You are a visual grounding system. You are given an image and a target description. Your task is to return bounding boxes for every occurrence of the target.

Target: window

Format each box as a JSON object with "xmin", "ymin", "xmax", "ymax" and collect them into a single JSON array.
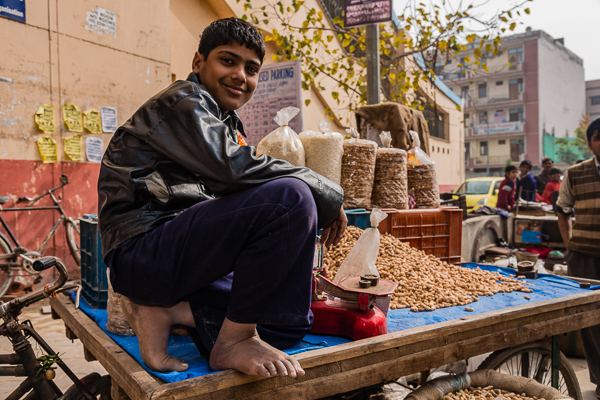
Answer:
[
  {"xmin": 461, "ymin": 86, "xmax": 469, "ymax": 99},
  {"xmin": 480, "ymin": 141, "xmax": 488, "ymax": 156},
  {"xmin": 479, "ymin": 111, "xmax": 488, "ymax": 125},
  {"xmin": 478, "ymin": 83, "xmax": 487, "ymax": 98},
  {"xmin": 508, "ymin": 48, "xmax": 523, "ymax": 70},
  {"xmin": 509, "ymin": 78, "xmax": 523, "ymax": 99},
  {"xmin": 423, "ymin": 102, "xmax": 448, "ymax": 139},
  {"xmin": 498, "ymin": 139, "xmax": 506, "ymax": 145},
  {"xmin": 496, "ymin": 81, "xmax": 503, "ymax": 86},
  {"xmin": 456, "ymin": 180, "xmax": 492, "ymax": 195},
  {"xmin": 509, "ymin": 107, "xmax": 524, "ymax": 122},
  {"xmin": 591, "ymin": 95, "xmax": 600, "ymax": 105},
  {"xmin": 464, "ymin": 113, "xmax": 470, "ymax": 127}
]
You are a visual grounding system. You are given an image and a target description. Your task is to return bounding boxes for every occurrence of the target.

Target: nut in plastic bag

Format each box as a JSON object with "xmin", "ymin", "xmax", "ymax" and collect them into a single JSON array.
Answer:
[
  {"xmin": 332, "ymin": 208, "xmax": 388, "ymax": 284},
  {"xmin": 299, "ymin": 120, "xmax": 344, "ymax": 184},
  {"xmin": 256, "ymin": 107, "xmax": 305, "ymax": 166},
  {"xmin": 407, "ymin": 130, "xmax": 440, "ymax": 208}
]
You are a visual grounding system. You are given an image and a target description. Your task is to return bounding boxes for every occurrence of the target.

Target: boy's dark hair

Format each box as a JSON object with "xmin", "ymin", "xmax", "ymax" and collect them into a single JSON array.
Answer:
[
  {"xmin": 587, "ymin": 118, "xmax": 600, "ymax": 142},
  {"xmin": 198, "ymin": 18, "xmax": 265, "ymax": 63},
  {"xmin": 549, "ymin": 167, "xmax": 562, "ymax": 175},
  {"xmin": 520, "ymin": 160, "xmax": 533, "ymax": 169},
  {"xmin": 541, "ymin": 157, "xmax": 553, "ymax": 164},
  {"xmin": 505, "ymin": 165, "xmax": 518, "ymax": 174}
]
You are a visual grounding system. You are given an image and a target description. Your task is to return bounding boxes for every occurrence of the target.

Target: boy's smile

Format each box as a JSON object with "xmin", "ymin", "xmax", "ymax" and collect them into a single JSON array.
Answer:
[{"xmin": 193, "ymin": 43, "xmax": 262, "ymax": 112}]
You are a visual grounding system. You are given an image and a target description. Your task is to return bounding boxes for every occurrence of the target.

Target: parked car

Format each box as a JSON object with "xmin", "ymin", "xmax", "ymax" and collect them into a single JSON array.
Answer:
[{"xmin": 454, "ymin": 177, "xmax": 503, "ymax": 211}]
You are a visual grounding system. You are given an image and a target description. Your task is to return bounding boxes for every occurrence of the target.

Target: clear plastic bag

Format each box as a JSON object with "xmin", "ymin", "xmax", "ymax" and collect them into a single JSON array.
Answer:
[
  {"xmin": 256, "ymin": 107, "xmax": 305, "ymax": 166},
  {"xmin": 299, "ymin": 121, "xmax": 344, "ymax": 184},
  {"xmin": 407, "ymin": 130, "xmax": 440, "ymax": 208},
  {"xmin": 332, "ymin": 208, "xmax": 387, "ymax": 284},
  {"xmin": 371, "ymin": 131, "xmax": 409, "ymax": 209},
  {"xmin": 340, "ymin": 138, "xmax": 378, "ymax": 209}
]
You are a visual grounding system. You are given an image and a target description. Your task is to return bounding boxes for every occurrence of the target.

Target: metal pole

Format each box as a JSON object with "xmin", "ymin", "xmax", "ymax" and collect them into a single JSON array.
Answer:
[
  {"xmin": 486, "ymin": 81, "xmax": 490, "ymax": 175},
  {"xmin": 366, "ymin": 24, "xmax": 380, "ymax": 105}
]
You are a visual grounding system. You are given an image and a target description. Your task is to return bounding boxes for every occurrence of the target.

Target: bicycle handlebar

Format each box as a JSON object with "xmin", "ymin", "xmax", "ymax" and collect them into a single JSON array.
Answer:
[
  {"xmin": 15, "ymin": 174, "xmax": 70, "ymax": 204},
  {"xmin": 0, "ymin": 256, "xmax": 70, "ymax": 319}
]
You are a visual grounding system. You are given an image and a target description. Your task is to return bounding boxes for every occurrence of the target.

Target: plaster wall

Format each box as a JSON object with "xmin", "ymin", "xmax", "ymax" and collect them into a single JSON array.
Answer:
[{"xmin": 537, "ymin": 36, "xmax": 585, "ymax": 149}]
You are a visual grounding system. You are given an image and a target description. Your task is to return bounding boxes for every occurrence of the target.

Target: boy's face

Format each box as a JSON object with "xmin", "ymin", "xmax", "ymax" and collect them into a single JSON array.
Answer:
[
  {"xmin": 192, "ymin": 42, "xmax": 261, "ymax": 112},
  {"xmin": 519, "ymin": 165, "xmax": 530, "ymax": 176},
  {"xmin": 551, "ymin": 173, "xmax": 561, "ymax": 182},
  {"xmin": 508, "ymin": 169, "xmax": 518, "ymax": 180}
]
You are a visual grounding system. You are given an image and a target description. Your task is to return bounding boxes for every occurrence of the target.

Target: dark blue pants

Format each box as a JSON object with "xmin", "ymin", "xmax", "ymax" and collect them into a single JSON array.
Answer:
[{"xmin": 105, "ymin": 178, "xmax": 317, "ymax": 355}]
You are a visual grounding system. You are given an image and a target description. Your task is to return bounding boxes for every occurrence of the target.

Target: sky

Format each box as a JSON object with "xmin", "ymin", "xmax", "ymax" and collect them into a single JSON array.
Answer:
[{"xmin": 394, "ymin": 0, "xmax": 600, "ymax": 81}]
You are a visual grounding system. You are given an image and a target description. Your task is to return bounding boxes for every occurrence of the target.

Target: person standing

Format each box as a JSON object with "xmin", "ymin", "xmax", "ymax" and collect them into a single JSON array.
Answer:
[
  {"xmin": 557, "ymin": 118, "xmax": 600, "ymax": 398},
  {"xmin": 540, "ymin": 167, "xmax": 561, "ymax": 205},
  {"xmin": 496, "ymin": 165, "xmax": 518, "ymax": 211},
  {"xmin": 516, "ymin": 160, "xmax": 537, "ymax": 202},
  {"xmin": 535, "ymin": 157, "xmax": 554, "ymax": 195}
]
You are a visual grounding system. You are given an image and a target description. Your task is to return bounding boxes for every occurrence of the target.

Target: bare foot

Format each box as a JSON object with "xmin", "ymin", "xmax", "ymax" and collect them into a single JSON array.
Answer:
[
  {"xmin": 120, "ymin": 297, "xmax": 194, "ymax": 372},
  {"xmin": 209, "ymin": 318, "xmax": 305, "ymax": 378}
]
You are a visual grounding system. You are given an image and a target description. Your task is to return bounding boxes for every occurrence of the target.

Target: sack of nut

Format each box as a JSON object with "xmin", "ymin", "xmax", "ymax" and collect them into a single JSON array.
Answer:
[
  {"xmin": 340, "ymin": 129, "xmax": 378, "ymax": 209},
  {"xmin": 256, "ymin": 106, "xmax": 305, "ymax": 167},
  {"xmin": 371, "ymin": 131, "xmax": 409, "ymax": 209},
  {"xmin": 299, "ymin": 121, "xmax": 344, "ymax": 185},
  {"xmin": 407, "ymin": 130, "xmax": 440, "ymax": 208}
]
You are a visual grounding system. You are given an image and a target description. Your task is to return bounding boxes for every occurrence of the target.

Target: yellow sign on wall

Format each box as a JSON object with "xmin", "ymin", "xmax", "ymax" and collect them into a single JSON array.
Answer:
[
  {"xmin": 34, "ymin": 105, "xmax": 56, "ymax": 133},
  {"xmin": 63, "ymin": 103, "xmax": 83, "ymax": 132},
  {"xmin": 64, "ymin": 134, "xmax": 82, "ymax": 161},
  {"xmin": 84, "ymin": 109, "xmax": 102, "ymax": 133},
  {"xmin": 36, "ymin": 137, "xmax": 58, "ymax": 163}
]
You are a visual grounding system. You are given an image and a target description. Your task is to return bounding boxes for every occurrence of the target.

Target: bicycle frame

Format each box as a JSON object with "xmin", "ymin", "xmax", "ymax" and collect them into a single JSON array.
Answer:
[
  {"xmin": 0, "ymin": 257, "xmax": 95, "ymax": 399},
  {"xmin": 0, "ymin": 176, "xmax": 77, "ymax": 263}
]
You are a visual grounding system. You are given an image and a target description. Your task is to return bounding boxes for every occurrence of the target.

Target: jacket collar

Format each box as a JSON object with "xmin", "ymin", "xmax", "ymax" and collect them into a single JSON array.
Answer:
[{"xmin": 186, "ymin": 72, "xmax": 246, "ymax": 137}]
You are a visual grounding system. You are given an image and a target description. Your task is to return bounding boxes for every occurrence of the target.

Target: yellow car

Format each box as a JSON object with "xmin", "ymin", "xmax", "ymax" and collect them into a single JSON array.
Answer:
[{"xmin": 454, "ymin": 177, "xmax": 504, "ymax": 211}]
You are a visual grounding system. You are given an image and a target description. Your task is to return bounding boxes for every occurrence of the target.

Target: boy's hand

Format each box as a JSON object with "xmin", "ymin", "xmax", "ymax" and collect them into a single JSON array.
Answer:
[{"xmin": 321, "ymin": 207, "xmax": 347, "ymax": 248}]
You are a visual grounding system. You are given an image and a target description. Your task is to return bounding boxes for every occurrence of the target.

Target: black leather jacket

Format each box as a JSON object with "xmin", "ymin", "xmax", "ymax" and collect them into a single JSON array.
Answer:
[{"xmin": 98, "ymin": 73, "xmax": 343, "ymax": 256}]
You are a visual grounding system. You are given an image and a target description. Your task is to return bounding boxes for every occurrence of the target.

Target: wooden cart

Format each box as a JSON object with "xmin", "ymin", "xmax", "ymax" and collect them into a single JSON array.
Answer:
[{"xmin": 50, "ymin": 287, "xmax": 600, "ymax": 400}]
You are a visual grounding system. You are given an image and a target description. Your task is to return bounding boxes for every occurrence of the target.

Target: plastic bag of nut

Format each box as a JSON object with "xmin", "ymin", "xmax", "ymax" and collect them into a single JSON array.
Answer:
[
  {"xmin": 371, "ymin": 131, "xmax": 409, "ymax": 209},
  {"xmin": 340, "ymin": 129, "xmax": 378, "ymax": 209},
  {"xmin": 299, "ymin": 121, "xmax": 344, "ymax": 185},
  {"xmin": 256, "ymin": 107, "xmax": 305, "ymax": 166},
  {"xmin": 333, "ymin": 208, "xmax": 388, "ymax": 284},
  {"xmin": 407, "ymin": 130, "xmax": 440, "ymax": 208}
]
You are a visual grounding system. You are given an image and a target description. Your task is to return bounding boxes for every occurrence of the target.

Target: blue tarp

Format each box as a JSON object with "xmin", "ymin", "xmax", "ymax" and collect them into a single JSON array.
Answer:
[{"xmin": 72, "ymin": 264, "xmax": 596, "ymax": 383}]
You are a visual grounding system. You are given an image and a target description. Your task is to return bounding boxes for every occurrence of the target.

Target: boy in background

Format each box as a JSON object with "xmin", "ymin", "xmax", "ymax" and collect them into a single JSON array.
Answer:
[
  {"xmin": 496, "ymin": 165, "xmax": 518, "ymax": 211},
  {"xmin": 516, "ymin": 160, "xmax": 537, "ymax": 202},
  {"xmin": 540, "ymin": 167, "xmax": 561, "ymax": 205}
]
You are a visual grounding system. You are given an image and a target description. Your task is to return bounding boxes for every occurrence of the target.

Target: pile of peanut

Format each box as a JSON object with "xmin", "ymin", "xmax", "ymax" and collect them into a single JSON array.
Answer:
[
  {"xmin": 444, "ymin": 386, "xmax": 545, "ymax": 400},
  {"xmin": 323, "ymin": 226, "xmax": 533, "ymax": 312}
]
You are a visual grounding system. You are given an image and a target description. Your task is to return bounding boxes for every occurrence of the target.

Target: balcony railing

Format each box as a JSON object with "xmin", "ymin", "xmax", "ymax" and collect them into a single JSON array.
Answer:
[{"xmin": 472, "ymin": 155, "xmax": 511, "ymax": 165}]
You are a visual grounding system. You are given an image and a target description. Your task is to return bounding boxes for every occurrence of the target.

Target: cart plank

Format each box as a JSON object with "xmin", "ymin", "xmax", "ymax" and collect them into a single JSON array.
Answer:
[{"xmin": 51, "ymin": 289, "xmax": 600, "ymax": 400}]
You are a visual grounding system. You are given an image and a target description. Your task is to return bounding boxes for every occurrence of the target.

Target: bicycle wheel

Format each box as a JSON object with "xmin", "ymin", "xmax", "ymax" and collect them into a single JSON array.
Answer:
[
  {"xmin": 65, "ymin": 218, "xmax": 81, "ymax": 266},
  {"xmin": 61, "ymin": 373, "xmax": 111, "ymax": 399},
  {"xmin": 478, "ymin": 341, "xmax": 582, "ymax": 400},
  {"xmin": 0, "ymin": 233, "xmax": 16, "ymax": 298}
]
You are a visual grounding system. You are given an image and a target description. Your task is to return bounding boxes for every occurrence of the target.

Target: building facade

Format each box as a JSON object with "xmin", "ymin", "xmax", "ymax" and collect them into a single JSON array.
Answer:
[
  {"xmin": 439, "ymin": 28, "xmax": 585, "ymax": 177},
  {"xmin": 586, "ymin": 79, "xmax": 600, "ymax": 122}
]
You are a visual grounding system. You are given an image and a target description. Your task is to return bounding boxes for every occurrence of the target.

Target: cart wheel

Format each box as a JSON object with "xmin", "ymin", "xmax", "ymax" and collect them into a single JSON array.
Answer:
[
  {"xmin": 478, "ymin": 341, "xmax": 582, "ymax": 400},
  {"xmin": 0, "ymin": 233, "xmax": 15, "ymax": 298},
  {"xmin": 61, "ymin": 373, "xmax": 111, "ymax": 399}
]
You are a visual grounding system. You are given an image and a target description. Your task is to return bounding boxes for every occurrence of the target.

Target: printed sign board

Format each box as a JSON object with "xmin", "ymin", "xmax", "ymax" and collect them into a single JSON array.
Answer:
[
  {"xmin": 236, "ymin": 60, "xmax": 303, "ymax": 147},
  {"xmin": 345, "ymin": 0, "xmax": 392, "ymax": 28},
  {"xmin": 0, "ymin": 0, "xmax": 25, "ymax": 23}
]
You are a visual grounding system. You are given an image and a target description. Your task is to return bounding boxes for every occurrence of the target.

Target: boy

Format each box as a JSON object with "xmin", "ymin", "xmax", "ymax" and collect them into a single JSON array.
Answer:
[
  {"xmin": 516, "ymin": 160, "xmax": 537, "ymax": 202},
  {"xmin": 540, "ymin": 167, "xmax": 561, "ymax": 205},
  {"xmin": 496, "ymin": 165, "xmax": 518, "ymax": 211},
  {"xmin": 97, "ymin": 18, "xmax": 347, "ymax": 378}
]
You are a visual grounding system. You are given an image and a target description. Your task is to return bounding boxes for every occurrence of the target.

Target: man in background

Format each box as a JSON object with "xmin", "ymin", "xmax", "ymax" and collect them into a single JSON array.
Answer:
[
  {"xmin": 557, "ymin": 118, "xmax": 600, "ymax": 399},
  {"xmin": 535, "ymin": 157, "xmax": 554, "ymax": 195}
]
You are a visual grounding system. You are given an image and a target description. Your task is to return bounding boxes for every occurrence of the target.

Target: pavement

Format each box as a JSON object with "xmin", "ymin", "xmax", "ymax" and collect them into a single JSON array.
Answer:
[{"xmin": 0, "ymin": 298, "xmax": 597, "ymax": 399}]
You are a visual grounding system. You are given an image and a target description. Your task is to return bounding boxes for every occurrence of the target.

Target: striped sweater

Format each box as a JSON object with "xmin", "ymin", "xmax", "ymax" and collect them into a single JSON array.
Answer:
[{"xmin": 567, "ymin": 158, "xmax": 600, "ymax": 257}]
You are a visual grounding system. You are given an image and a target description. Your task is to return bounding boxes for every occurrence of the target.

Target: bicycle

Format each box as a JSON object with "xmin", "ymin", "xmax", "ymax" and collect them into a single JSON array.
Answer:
[
  {"xmin": 0, "ymin": 174, "xmax": 81, "ymax": 298},
  {"xmin": 0, "ymin": 255, "xmax": 111, "ymax": 399}
]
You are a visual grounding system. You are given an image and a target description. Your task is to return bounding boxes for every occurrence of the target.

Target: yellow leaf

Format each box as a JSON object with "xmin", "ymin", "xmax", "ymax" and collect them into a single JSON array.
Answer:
[
  {"xmin": 305, "ymin": 99, "xmax": 311, "ymax": 106},
  {"xmin": 524, "ymin": 8, "xmax": 530, "ymax": 14}
]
